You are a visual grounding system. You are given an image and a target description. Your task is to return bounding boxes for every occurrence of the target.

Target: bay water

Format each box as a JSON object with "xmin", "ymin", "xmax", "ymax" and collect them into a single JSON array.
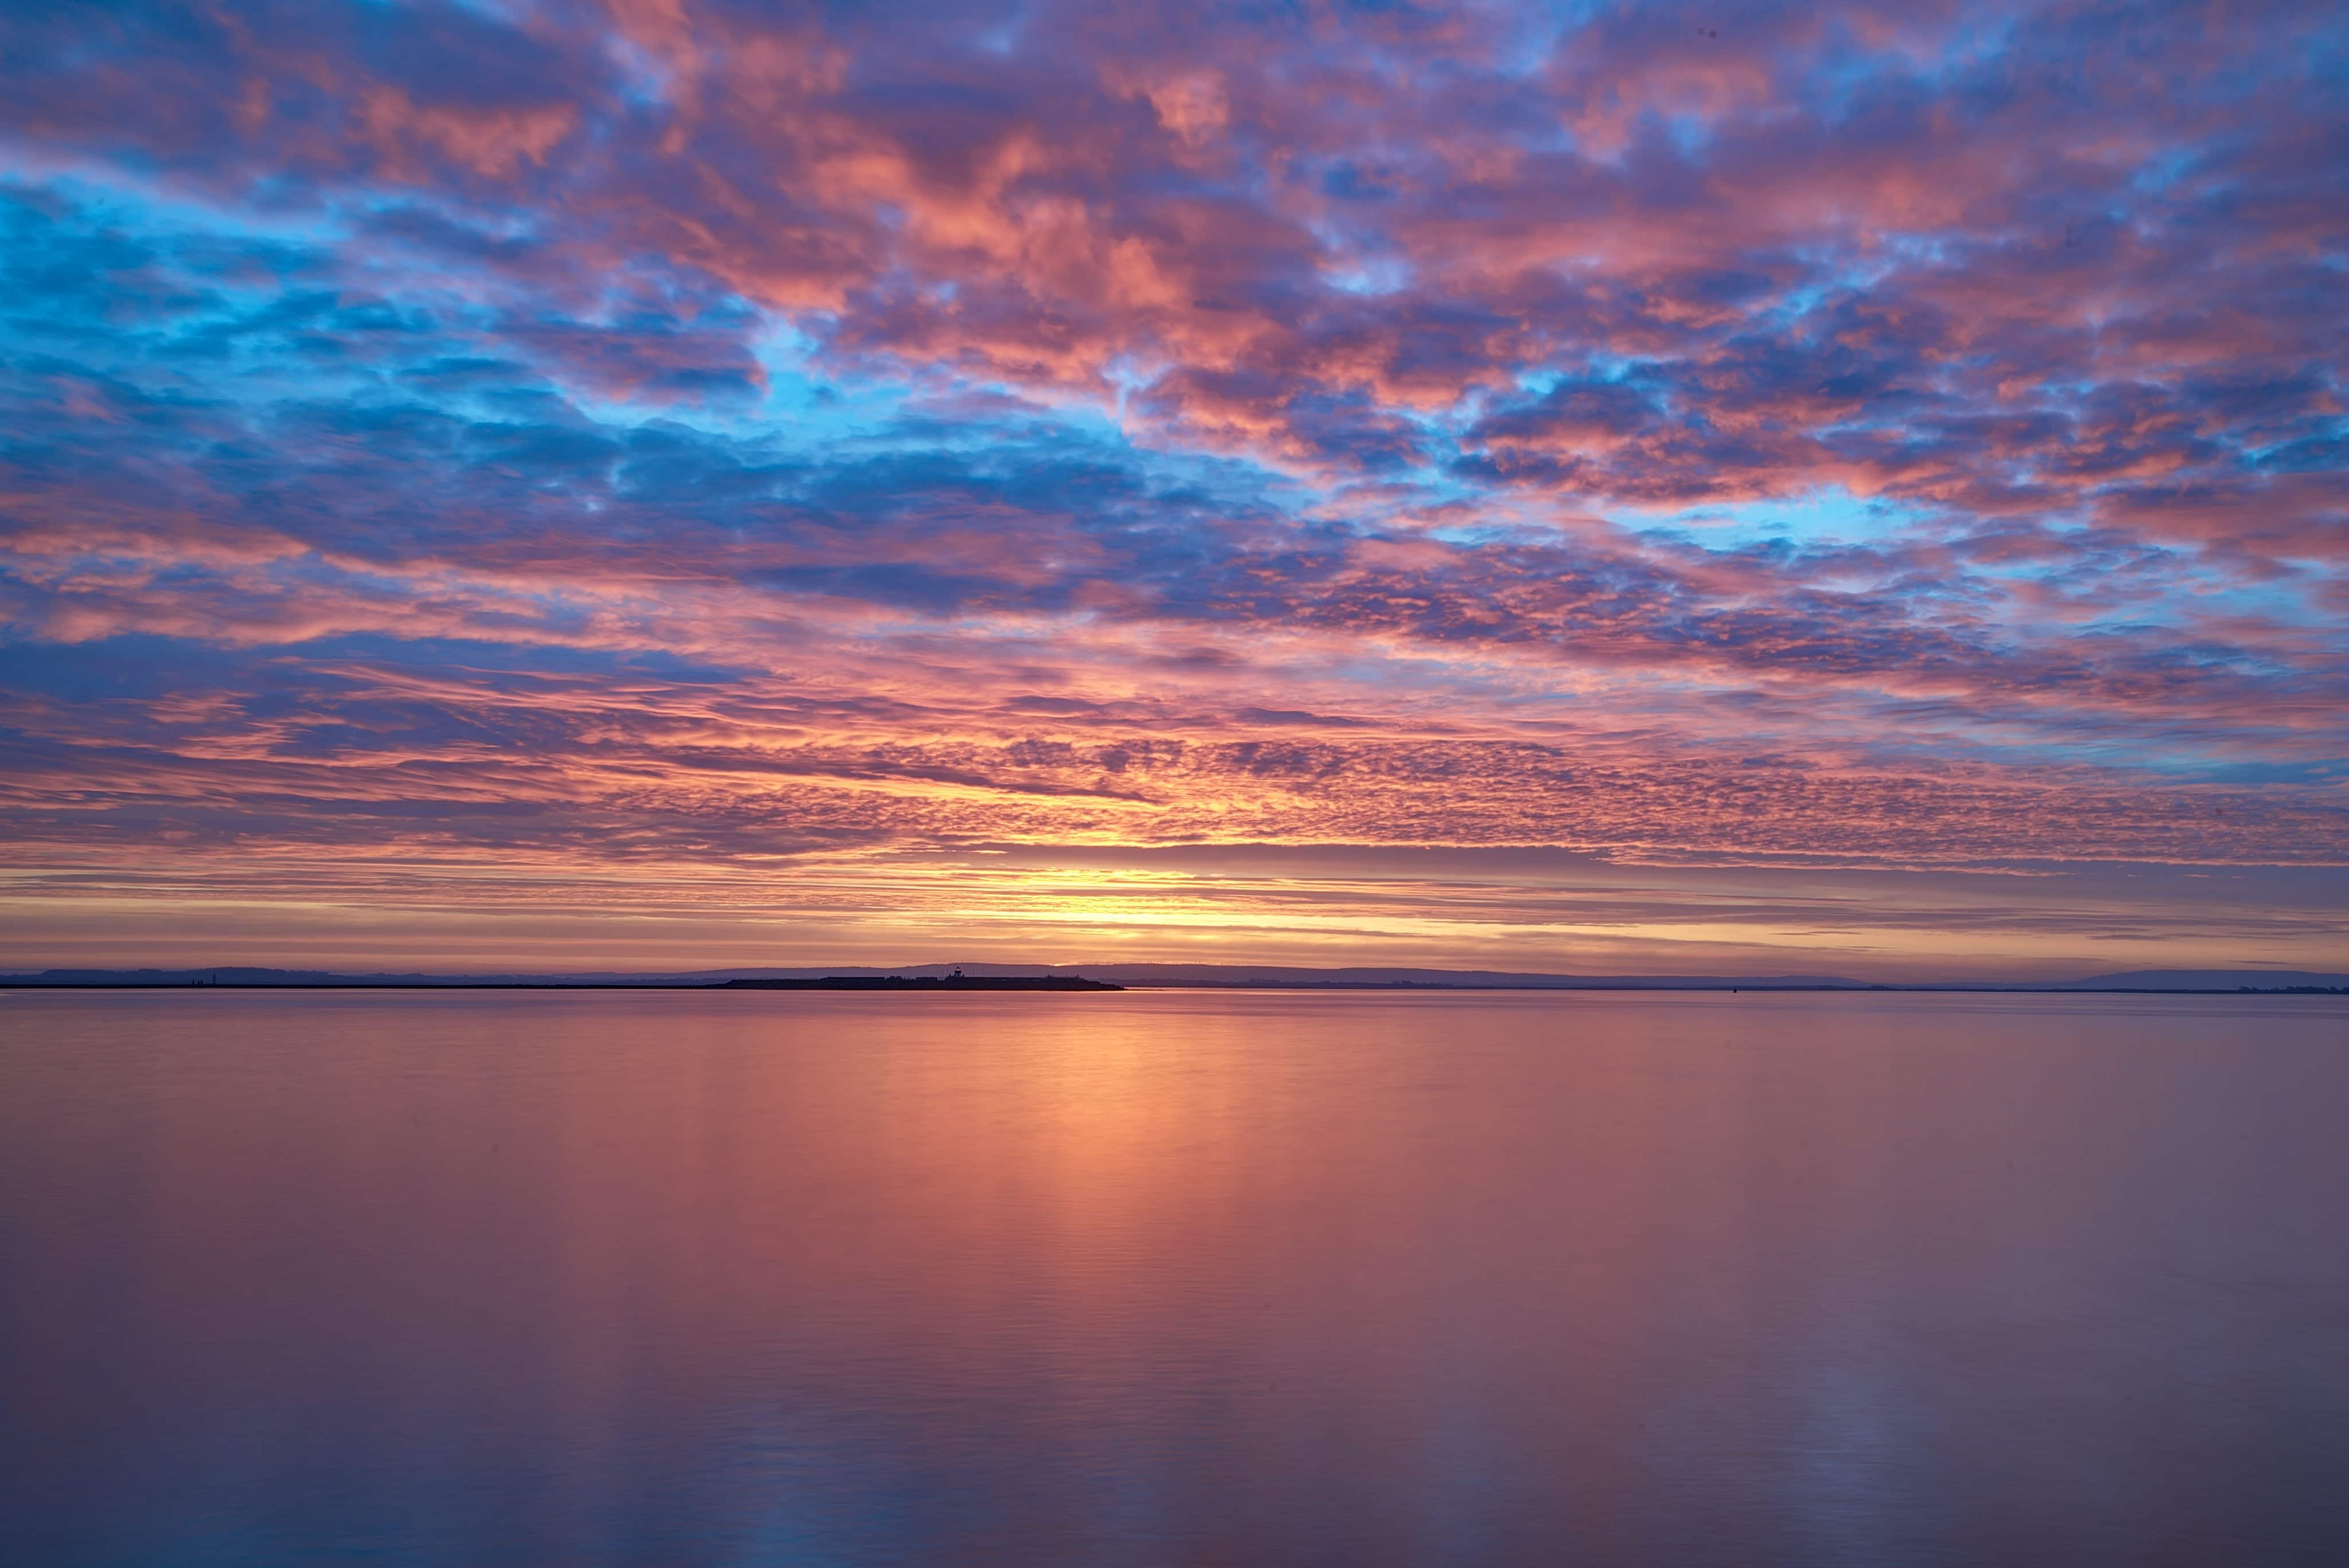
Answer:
[{"xmin": 3, "ymin": 988, "xmax": 2344, "ymax": 1565}]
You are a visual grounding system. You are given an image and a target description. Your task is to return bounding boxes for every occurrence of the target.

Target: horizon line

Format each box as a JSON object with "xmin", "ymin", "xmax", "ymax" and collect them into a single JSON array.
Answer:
[{"xmin": 9, "ymin": 961, "xmax": 2347, "ymax": 996}]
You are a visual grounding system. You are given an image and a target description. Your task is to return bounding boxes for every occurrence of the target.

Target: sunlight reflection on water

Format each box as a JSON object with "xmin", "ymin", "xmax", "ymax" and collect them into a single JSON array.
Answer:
[{"xmin": 2, "ymin": 988, "xmax": 2344, "ymax": 1565}]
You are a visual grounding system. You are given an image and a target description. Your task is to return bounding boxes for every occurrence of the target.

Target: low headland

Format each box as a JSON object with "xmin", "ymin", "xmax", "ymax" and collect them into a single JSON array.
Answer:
[{"xmin": 720, "ymin": 974, "xmax": 1122, "ymax": 992}]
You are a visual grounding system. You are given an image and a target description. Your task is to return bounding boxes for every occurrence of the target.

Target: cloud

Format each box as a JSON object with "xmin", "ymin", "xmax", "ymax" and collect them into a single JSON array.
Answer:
[{"xmin": 0, "ymin": 0, "xmax": 2343, "ymax": 968}]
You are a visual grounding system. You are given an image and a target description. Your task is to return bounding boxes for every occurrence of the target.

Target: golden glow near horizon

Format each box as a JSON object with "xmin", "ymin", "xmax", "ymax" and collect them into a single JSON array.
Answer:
[{"xmin": 6, "ymin": 842, "xmax": 2341, "ymax": 978}]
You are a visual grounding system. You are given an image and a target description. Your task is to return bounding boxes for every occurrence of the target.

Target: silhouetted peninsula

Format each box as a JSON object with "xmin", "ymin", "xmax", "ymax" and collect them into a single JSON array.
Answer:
[{"xmin": 721, "ymin": 973, "xmax": 1122, "ymax": 992}]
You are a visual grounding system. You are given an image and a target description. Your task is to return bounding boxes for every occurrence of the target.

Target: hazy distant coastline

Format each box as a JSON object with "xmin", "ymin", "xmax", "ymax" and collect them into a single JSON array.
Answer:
[{"xmin": 6, "ymin": 964, "xmax": 2344, "ymax": 994}]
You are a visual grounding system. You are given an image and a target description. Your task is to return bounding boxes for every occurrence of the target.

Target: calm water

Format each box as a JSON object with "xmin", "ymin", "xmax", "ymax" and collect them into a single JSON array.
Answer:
[{"xmin": 2, "ymin": 989, "xmax": 2344, "ymax": 1566}]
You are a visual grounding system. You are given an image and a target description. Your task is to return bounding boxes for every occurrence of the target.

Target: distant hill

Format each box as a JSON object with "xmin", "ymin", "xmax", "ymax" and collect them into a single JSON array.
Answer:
[
  {"xmin": 2043, "ymin": 970, "xmax": 2349, "ymax": 992},
  {"xmin": 7, "ymin": 967, "xmax": 572, "ymax": 987},
  {"xmin": 6, "ymin": 964, "xmax": 2343, "ymax": 992}
]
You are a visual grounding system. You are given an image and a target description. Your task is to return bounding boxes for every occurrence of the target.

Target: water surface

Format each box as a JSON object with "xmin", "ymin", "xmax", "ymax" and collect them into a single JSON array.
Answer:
[{"xmin": 2, "ymin": 989, "xmax": 2344, "ymax": 1565}]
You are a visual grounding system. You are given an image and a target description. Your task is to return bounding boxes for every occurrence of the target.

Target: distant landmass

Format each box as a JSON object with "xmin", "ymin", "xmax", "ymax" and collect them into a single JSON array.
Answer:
[
  {"xmin": 721, "ymin": 975, "xmax": 1122, "ymax": 992},
  {"xmin": 4, "ymin": 964, "xmax": 2343, "ymax": 993},
  {"xmin": 2031, "ymin": 969, "xmax": 2349, "ymax": 992}
]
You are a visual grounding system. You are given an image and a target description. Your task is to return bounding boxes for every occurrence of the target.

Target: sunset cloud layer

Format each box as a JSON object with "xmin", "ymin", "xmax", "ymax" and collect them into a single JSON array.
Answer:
[{"xmin": 2, "ymin": 0, "xmax": 2343, "ymax": 973}]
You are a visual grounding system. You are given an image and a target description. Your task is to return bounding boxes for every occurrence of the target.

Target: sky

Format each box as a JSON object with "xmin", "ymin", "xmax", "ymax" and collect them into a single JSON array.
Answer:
[{"xmin": 1, "ymin": 0, "xmax": 2344, "ymax": 978}]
